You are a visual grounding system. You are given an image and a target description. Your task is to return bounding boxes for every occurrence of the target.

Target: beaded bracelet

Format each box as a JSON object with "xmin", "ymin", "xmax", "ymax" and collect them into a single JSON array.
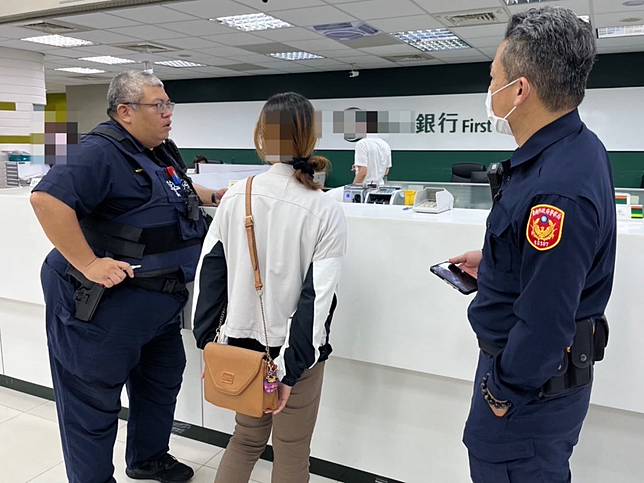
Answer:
[{"xmin": 481, "ymin": 373, "xmax": 512, "ymax": 410}]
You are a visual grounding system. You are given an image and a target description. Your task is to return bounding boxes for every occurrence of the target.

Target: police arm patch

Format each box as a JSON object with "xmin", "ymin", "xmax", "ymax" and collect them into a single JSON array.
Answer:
[{"xmin": 526, "ymin": 204, "xmax": 565, "ymax": 251}]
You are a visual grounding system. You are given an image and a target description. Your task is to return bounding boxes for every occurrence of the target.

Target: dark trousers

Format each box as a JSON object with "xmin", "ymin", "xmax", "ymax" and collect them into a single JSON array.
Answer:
[
  {"xmin": 42, "ymin": 260, "xmax": 187, "ymax": 483},
  {"xmin": 464, "ymin": 352, "xmax": 592, "ymax": 483}
]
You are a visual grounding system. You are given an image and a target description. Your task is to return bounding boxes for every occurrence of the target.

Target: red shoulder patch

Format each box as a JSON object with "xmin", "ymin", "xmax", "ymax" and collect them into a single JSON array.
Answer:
[{"xmin": 526, "ymin": 204, "xmax": 565, "ymax": 251}]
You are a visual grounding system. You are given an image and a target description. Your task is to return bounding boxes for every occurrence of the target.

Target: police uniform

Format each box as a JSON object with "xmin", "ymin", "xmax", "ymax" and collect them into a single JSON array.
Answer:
[
  {"xmin": 463, "ymin": 110, "xmax": 616, "ymax": 482},
  {"xmin": 34, "ymin": 120, "xmax": 208, "ymax": 483}
]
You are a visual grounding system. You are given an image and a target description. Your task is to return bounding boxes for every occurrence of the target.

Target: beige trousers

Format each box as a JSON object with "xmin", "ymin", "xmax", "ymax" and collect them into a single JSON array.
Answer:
[{"xmin": 214, "ymin": 362, "xmax": 325, "ymax": 483}]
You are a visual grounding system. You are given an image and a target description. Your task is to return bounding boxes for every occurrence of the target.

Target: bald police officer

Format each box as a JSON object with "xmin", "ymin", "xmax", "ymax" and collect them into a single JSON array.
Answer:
[{"xmin": 450, "ymin": 8, "xmax": 616, "ymax": 482}]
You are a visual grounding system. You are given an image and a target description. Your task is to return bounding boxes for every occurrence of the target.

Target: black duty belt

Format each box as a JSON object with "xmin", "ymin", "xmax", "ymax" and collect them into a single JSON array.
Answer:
[
  {"xmin": 126, "ymin": 276, "xmax": 187, "ymax": 294},
  {"xmin": 477, "ymin": 316, "xmax": 609, "ymax": 398}
]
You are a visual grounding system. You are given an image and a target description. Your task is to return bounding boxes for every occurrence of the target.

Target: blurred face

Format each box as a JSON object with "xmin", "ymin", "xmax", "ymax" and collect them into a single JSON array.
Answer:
[
  {"xmin": 116, "ymin": 85, "xmax": 173, "ymax": 148},
  {"xmin": 261, "ymin": 112, "xmax": 296, "ymax": 162}
]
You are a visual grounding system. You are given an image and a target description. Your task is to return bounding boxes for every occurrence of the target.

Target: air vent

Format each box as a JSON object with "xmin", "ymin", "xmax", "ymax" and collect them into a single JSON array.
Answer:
[
  {"xmin": 117, "ymin": 42, "xmax": 176, "ymax": 54},
  {"xmin": 313, "ymin": 21, "xmax": 380, "ymax": 41},
  {"xmin": 435, "ymin": 8, "xmax": 510, "ymax": 27},
  {"xmin": 383, "ymin": 54, "xmax": 434, "ymax": 62},
  {"xmin": 21, "ymin": 20, "xmax": 87, "ymax": 34}
]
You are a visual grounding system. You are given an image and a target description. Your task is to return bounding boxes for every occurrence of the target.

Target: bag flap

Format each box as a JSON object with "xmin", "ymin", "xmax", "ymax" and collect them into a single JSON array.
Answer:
[{"xmin": 204, "ymin": 343, "xmax": 264, "ymax": 396}]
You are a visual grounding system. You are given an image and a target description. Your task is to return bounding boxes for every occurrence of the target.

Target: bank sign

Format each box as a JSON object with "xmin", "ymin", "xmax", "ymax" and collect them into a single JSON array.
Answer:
[
  {"xmin": 415, "ymin": 113, "xmax": 492, "ymax": 134},
  {"xmin": 171, "ymin": 87, "xmax": 644, "ymax": 152}
]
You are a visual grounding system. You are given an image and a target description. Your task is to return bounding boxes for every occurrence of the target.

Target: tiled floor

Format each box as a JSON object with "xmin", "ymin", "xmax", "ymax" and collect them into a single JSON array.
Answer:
[{"xmin": 0, "ymin": 386, "xmax": 339, "ymax": 483}]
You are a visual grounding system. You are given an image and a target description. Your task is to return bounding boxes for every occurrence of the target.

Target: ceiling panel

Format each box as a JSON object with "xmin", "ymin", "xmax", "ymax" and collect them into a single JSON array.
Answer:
[
  {"xmin": 108, "ymin": 25, "xmax": 189, "ymax": 41},
  {"xmin": 74, "ymin": 30, "xmax": 139, "ymax": 44},
  {"xmin": 202, "ymin": 32, "xmax": 270, "ymax": 46},
  {"xmin": 237, "ymin": 0, "xmax": 326, "ymax": 10},
  {"xmin": 593, "ymin": 10, "xmax": 644, "ymax": 27},
  {"xmin": 337, "ymin": 0, "xmax": 426, "ymax": 20},
  {"xmin": 52, "ymin": 12, "xmax": 141, "ymax": 29},
  {"xmin": 592, "ymin": 0, "xmax": 644, "ymax": 14},
  {"xmin": 506, "ymin": 0, "xmax": 590, "ymax": 15},
  {"xmin": 159, "ymin": 36, "xmax": 223, "ymax": 50},
  {"xmin": 274, "ymin": 5, "xmax": 357, "ymax": 25},
  {"xmin": 413, "ymin": 0, "xmax": 506, "ymax": 15},
  {"xmin": 253, "ymin": 27, "xmax": 324, "ymax": 42},
  {"xmin": 110, "ymin": 5, "xmax": 196, "ymax": 24},
  {"xmin": 283, "ymin": 37, "xmax": 352, "ymax": 51},
  {"xmin": 0, "ymin": 24, "xmax": 45, "ymax": 39},
  {"xmin": 357, "ymin": 44, "xmax": 423, "ymax": 55},
  {"xmin": 366, "ymin": 14, "xmax": 444, "ymax": 32},
  {"xmin": 164, "ymin": 0, "xmax": 257, "ymax": 19},
  {"xmin": 161, "ymin": 19, "xmax": 232, "ymax": 36}
]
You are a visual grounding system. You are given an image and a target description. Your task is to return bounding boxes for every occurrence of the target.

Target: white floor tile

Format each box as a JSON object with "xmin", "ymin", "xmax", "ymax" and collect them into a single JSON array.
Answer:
[
  {"xmin": 169, "ymin": 433, "xmax": 224, "ymax": 466},
  {"xmin": 0, "ymin": 413, "xmax": 64, "ymax": 481},
  {"xmin": 28, "ymin": 462, "xmax": 68, "ymax": 483},
  {"xmin": 0, "ymin": 387, "xmax": 49, "ymax": 412},
  {"xmin": 27, "ymin": 400, "xmax": 58, "ymax": 423},
  {"xmin": 0, "ymin": 403, "xmax": 21, "ymax": 424},
  {"xmin": 205, "ymin": 452, "xmax": 273, "ymax": 483}
]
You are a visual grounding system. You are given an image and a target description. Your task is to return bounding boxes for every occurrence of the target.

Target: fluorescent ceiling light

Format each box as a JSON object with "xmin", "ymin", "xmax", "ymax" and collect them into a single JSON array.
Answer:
[
  {"xmin": 55, "ymin": 67, "xmax": 105, "ymax": 74},
  {"xmin": 79, "ymin": 55, "xmax": 135, "ymax": 65},
  {"xmin": 214, "ymin": 13, "xmax": 291, "ymax": 32},
  {"xmin": 154, "ymin": 60, "xmax": 204, "ymax": 68},
  {"xmin": 21, "ymin": 34, "xmax": 93, "ymax": 47},
  {"xmin": 503, "ymin": 0, "xmax": 549, "ymax": 4},
  {"xmin": 597, "ymin": 24, "xmax": 644, "ymax": 38},
  {"xmin": 268, "ymin": 51, "xmax": 324, "ymax": 61},
  {"xmin": 393, "ymin": 29, "xmax": 470, "ymax": 52}
]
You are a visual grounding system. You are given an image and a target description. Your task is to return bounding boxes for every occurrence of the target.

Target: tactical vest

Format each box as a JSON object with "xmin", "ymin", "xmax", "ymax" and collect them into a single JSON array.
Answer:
[{"xmin": 79, "ymin": 124, "xmax": 208, "ymax": 283}]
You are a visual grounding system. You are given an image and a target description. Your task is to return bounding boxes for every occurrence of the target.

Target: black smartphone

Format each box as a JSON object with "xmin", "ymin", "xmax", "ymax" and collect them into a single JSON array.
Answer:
[{"xmin": 430, "ymin": 262, "xmax": 478, "ymax": 295}]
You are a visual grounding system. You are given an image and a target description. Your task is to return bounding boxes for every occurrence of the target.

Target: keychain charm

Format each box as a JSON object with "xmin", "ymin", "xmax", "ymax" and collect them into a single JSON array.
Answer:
[{"xmin": 264, "ymin": 362, "xmax": 279, "ymax": 394}]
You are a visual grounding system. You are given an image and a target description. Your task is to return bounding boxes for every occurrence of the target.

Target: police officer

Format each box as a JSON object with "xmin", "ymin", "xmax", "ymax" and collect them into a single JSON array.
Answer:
[
  {"xmin": 30, "ymin": 71, "xmax": 218, "ymax": 483},
  {"xmin": 450, "ymin": 8, "xmax": 616, "ymax": 482}
]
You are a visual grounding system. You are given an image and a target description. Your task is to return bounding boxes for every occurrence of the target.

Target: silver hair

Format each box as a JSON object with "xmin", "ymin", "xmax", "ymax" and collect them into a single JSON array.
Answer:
[
  {"xmin": 502, "ymin": 6, "xmax": 596, "ymax": 112},
  {"xmin": 106, "ymin": 70, "xmax": 164, "ymax": 118}
]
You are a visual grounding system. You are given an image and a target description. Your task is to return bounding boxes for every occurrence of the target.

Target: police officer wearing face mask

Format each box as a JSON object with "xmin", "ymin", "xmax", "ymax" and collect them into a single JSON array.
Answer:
[
  {"xmin": 450, "ymin": 7, "xmax": 616, "ymax": 482},
  {"xmin": 30, "ymin": 71, "xmax": 217, "ymax": 483}
]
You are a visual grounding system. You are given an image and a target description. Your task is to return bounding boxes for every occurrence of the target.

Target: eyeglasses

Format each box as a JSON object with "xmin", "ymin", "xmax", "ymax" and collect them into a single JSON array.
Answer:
[{"xmin": 123, "ymin": 101, "xmax": 175, "ymax": 114}]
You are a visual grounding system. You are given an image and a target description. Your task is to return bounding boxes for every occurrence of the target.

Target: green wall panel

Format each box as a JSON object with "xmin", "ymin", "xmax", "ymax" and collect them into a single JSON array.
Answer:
[{"xmin": 180, "ymin": 148, "xmax": 644, "ymax": 189}]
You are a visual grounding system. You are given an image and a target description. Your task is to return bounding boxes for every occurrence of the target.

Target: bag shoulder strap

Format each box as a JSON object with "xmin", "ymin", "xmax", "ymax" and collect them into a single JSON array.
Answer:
[{"xmin": 245, "ymin": 176, "xmax": 263, "ymax": 293}]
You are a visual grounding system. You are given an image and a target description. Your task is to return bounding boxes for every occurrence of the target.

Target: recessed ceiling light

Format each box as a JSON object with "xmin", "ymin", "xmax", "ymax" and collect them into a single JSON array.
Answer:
[
  {"xmin": 597, "ymin": 24, "xmax": 644, "ymax": 38},
  {"xmin": 268, "ymin": 51, "xmax": 324, "ymax": 61},
  {"xmin": 623, "ymin": 0, "xmax": 644, "ymax": 7},
  {"xmin": 79, "ymin": 56, "xmax": 135, "ymax": 65},
  {"xmin": 213, "ymin": 13, "xmax": 291, "ymax": 32},
  {"xmin": 154, "ymin": 60, "xmax": 204, "ymax": 68},
  {"xmin": 21, "ymin": 34, "xmax": 93, "ymax": 47},
  {"xmin": 503, "ymin": 0, "xmax": 549, "ymax": 4},
  {"xmin": 55, "ymin": 67, "xmax": 105, "ymax": 74},
  {"xmin": 393, "ymin": 29, "xmax": 470, "ymax": 52}
]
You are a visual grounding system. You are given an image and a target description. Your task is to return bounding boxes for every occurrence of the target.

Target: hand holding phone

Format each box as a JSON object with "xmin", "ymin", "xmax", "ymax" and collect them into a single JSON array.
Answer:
[{"xmin": 430, "ymin": 262, "xmax": 478, "ymax": 295}]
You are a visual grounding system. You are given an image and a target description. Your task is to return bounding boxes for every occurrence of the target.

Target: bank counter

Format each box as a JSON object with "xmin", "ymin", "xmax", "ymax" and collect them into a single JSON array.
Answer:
[{"xmin": 1, "ymin": 185, "xmax": 644, "ymax": 483}]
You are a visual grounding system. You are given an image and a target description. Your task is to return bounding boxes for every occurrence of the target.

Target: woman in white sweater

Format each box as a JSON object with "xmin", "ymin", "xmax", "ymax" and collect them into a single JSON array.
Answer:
[{"xmin": 193, "ymin": 92, "xmax": 347, "ymax": 483}]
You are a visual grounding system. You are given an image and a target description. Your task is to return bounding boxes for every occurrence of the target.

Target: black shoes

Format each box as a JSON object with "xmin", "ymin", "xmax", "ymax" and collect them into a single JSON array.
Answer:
[{"xmin": 126, "ymin": 453, "xmax": 194, "ymax": 482}]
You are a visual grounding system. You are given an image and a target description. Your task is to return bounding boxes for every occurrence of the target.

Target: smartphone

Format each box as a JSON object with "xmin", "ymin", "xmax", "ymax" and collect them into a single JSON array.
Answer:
[{"xmin": 430, "ymin": 262, "xmax": 478, "ymax": 295}]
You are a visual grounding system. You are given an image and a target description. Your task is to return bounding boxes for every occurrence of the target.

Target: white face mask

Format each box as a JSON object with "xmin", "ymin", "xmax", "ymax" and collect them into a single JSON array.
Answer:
[{"xmin": 485, "ymin": 79, "xmax": 520, "ymax": 136}]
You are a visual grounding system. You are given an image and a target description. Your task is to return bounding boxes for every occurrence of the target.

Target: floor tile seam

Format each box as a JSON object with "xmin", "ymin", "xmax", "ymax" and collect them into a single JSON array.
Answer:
[{"xmin": 25, "ymin": 461, "xmax": 65, "ymax": 482}]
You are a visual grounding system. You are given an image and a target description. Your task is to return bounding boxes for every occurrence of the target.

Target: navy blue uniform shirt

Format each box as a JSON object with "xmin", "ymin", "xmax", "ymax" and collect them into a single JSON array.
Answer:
[
  {"xmin": 34, "ymin": 120, "xmax": 189, "ymax": 219},
  {"xmin": 468, "ymin": 109, "xmax": 616, "ymax": 408}
]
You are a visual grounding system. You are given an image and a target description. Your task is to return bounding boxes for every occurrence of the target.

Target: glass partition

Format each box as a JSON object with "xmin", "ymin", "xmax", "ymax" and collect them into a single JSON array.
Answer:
[{"xmin": 389, "ymin": 182, "xmax": 644, "ymax": 210}]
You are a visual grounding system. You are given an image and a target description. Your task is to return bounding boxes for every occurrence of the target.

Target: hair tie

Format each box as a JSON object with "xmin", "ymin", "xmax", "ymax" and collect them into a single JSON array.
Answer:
[{"xmin": 291, "ymin": 157, "xmax": 315, "ymax": 177}]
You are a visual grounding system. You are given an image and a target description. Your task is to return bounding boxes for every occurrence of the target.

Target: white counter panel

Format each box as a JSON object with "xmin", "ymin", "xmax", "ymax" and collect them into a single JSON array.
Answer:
[{"xmin": 2, "ymin": 190, "xmax": 644, "ymax": 482}]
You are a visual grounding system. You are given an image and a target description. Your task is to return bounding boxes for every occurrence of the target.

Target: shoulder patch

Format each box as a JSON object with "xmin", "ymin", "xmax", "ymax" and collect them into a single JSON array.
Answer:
[{"xmin": 526, "ymin": 204, "xmax": 565, "ymax": 251}]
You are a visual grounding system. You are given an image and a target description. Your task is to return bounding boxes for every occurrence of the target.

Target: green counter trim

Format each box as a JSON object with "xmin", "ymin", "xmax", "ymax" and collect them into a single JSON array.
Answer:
[
  {"xmin": 179, "ymin": 148, "xmax": 644, "ymax": 188},
  {"xmin": 0, "ymin": 102, "xmax": 17, "ymax": 111}
]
